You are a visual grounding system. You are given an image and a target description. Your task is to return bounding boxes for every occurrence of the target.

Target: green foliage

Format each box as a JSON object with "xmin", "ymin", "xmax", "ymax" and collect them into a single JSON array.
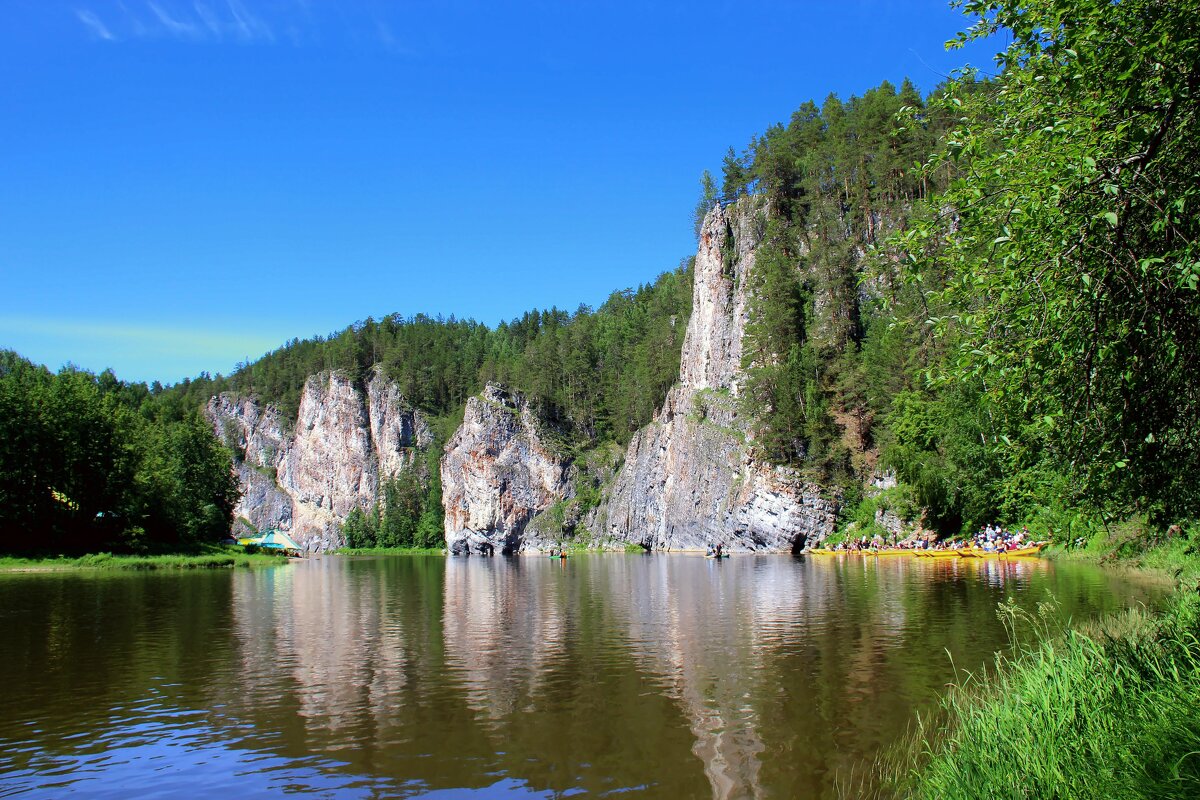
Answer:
[
  {"xmin": 0, "ymin": 352, "xmax": 239, "ymax": 553},
  {"xmin": 902, "ymin": 0, "xmax": 1200, "ymax": 521},
  {"xmin": 341, "ymin": 507, "xmax": 376, "ymax": 549},
  {"xmin": 883, "ymin": 386, "xmax": 997, "ymax": 533},
  {"xmin": 340, "ymin": 419, "xmax": 453, "ymax": 549},
  {"xmin": 841, "ymin": 485, "xmax": 919, "ymax": 539},
  {"xmin": 720, "ymin": 146, "xmax": 750, "ymax": 201}
]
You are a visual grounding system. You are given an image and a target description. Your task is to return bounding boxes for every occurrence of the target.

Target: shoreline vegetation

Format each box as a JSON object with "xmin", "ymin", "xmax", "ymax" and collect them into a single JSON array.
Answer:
[
  {"xmin": 0, "ymin": 545, "xmax": 291, "ymax": 573},
  {"xmin": 332, "ymin": 546, "xmax": 445, "ymax": 556},
  {"xmin": 855, "ymin": 527, "xmax": 1200, "ymax": 800},
  {"xmin": 0, "ymin": 545, "xmax": 455, "ymax": 571}
]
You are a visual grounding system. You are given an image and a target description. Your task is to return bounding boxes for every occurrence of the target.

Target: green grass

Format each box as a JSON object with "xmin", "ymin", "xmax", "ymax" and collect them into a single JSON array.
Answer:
[
  {"xmin": 332, "ymin": 546, "xmax": 445, "ymax": 556},
  {"xmin": 861, "ymin": 528, "xmax": 1200, "ymax": 799},
  {"xmin": 0, "ymin": 546, "xmax": 290, "ymax": 572},
  {"xmin": 880, "ymin": 595, "xmax": 1200, "ymax": 799},
  {"xmin": 1044, "ymin": 523, "xmax": 1200, "ymax": 588}
]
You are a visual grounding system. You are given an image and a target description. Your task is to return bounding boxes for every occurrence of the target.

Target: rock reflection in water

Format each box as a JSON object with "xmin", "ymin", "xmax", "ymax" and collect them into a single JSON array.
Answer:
[
  {"xmin": 441, "ymin": 556, "xmax": 567, "ymax": 720},
  {"xmin": 231, "ymin": 560, "xmax": 409, "ymax": 740},
  {"xmin": 0, "ymin": 553, "xmax": 1161, "ymax": 800}
]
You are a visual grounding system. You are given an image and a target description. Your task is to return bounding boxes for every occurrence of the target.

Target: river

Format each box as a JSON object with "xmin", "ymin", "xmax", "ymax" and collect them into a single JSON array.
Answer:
[{"xmin": 0, "ymin": 553, "xmax": 1160, "ymax": 798}]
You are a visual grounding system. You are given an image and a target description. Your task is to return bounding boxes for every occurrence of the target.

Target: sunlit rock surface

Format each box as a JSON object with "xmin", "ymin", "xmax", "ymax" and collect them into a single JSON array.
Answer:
[
  {"xmin": 440, "ymin": 383, "xmax": 572, "ymax": 555},
  {"xmin": 206, "ymin": 367, "xmax": 431, "ymax": 551},
  {"xmin": 591, "ymin": 200, "xmax": 838, "ymax": 551}
]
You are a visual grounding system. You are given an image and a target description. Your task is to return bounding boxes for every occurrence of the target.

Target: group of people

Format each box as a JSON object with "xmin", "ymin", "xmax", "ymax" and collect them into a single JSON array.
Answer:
[
  {"xmin": 907, "ymin": 524, "xmax": 1034, "ymax": 552},
  {"xmin": 825, "ymin": 523, "xmax": 1035, "ymax": 553},
  {"xmin": 968, "ymin": 524, "xmax": 1032, "ymax": 552},
  {"xmin": 705, "ymin": 543, "xmax": 726, "ymax": 557},
  {"xmin": 829, "ymin": 535, "xmax": 898, "ymax": 552}
]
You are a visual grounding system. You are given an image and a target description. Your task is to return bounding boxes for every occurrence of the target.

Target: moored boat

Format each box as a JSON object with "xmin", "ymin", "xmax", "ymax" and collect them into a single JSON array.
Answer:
[
  {"xmin": 921, "ymin": 549, "xmax": 964, "ymax": 558},
  {"xmin": 999, "ymin": 544, "xmax": 1045, "ymax": 557},
  {"xmin": 958, "ymin": 543, "xmax": 1046, "ymax": 559}
]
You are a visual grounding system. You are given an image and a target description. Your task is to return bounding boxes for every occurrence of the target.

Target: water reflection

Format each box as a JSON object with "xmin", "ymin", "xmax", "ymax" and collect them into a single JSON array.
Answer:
[
  {"xmin": 442, "ymin": 557, "xmax": 568, "ymax": 721},
  {"xmin": 0, "ymin": 554, "xmax": 1162, "ymax": 799}
]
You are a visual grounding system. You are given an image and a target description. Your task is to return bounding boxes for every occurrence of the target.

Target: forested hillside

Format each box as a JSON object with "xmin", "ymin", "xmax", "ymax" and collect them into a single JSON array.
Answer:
[
  {"xmin": 3, "ymin": 0, "xmax": 1195, "ymax": 552},
  {"xmin": 222, "ymin": 264, "xmax": 693, "ymax": 449},
  {"xmin": 704, "ymin": 78, "xmax": 964, "ymax": 486},
  {"xmin": 684, "ymin": 0, "xmax": 1199, "ymax": 541}
]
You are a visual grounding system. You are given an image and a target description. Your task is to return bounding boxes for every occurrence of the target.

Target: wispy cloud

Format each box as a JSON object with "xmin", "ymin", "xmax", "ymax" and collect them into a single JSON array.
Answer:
[
  {"xmin": 75, "ymin": 9, "xmax": 116, "ymax": 40},
  {"xmin": 71, "ymin": 1, "xmax": 410, "ymax": 51},
  {"xmin": 224, "ymin": 0, "xmax": 274, "ymax": 43},
  {"xmin": 147, "ymin": 1, "xmax": 202, "ymax": 39},
  {"xmin": 74, "ymin": 0, "xmax": 275, "ymax": 44}
]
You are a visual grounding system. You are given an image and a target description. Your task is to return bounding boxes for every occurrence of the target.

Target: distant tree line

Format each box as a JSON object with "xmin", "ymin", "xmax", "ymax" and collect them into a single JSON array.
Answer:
[{"xmin": 223, "ymin": 264, "xmax": 694, "ymax": 449}]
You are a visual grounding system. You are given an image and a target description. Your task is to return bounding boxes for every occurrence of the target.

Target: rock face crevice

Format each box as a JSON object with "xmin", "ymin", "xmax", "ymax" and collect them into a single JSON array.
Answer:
[
  {"xmin": 589, "ymin": 200, "xmax": 839, "ymax": 551},
  {"xmin": 440, "ymin": 383, "xmax": 572, "ymax": 555},
  {"xmin": 207, "ymin": 367, "xmax": 431, "ymax": 551}
]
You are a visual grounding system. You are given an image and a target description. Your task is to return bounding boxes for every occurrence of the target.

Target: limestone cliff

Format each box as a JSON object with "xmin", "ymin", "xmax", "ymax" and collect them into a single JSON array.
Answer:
[
  {"xmin": 207, "ymin": 368, "xmax": 432, "ymax": 551},
  {"xmin": 440, "ymin": 383, "xmax": 572, "ymax": 555},
  {"xmin": 590, "ymin": 200, "xmax": 839, "ymax": 551}
]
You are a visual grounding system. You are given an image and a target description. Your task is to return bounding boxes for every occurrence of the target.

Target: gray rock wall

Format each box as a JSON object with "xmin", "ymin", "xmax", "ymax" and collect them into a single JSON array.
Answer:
[
  {"xmin": 207, "ymin": 367, "xmax": 431, "ymax": 551},
  {"xmin": 590, "ymin": 200, "xmax": 838, "ymax": 551},
  {"xmin": 440, "ymin": 383, "xmax": 572, "ymax": 555}
]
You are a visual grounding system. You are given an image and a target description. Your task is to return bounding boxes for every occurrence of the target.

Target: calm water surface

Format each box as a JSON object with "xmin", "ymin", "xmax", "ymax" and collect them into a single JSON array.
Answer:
[{"xmin": 0, "ymin": 554, "xmax": 1161, "ymax": 798}]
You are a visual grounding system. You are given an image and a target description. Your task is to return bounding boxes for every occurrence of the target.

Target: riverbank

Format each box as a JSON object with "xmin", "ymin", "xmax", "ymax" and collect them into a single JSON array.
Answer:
[
  {"xmin": 0, "ymin": 546, "xmax": 291, "ymax": 573},
  {"xmin": 869, "ymin": 527, "xmax": 1200, "ymax": 799},
  {"xmin": 332, "ymin": 546, "xmax": 445, "ymax": 556}
]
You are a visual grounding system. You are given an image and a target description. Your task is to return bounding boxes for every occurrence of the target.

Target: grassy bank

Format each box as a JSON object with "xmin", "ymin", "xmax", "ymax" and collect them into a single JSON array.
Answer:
[
  {"xmin": 0, "ymin": 546, "xmax": 291, "ymax": 572},
  {"xmin": 869, "ymin": 527, "xmax": 1200, "ymax": 799},
  {"xmin": 332, "ymin": 546, "xmax": 445, "ymax": 556}
]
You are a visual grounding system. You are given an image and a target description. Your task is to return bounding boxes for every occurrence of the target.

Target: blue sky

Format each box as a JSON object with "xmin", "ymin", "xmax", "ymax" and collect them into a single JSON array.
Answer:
[{"xmin": 0, "ymin": 1, "xmax": 999, "ymax": 385}]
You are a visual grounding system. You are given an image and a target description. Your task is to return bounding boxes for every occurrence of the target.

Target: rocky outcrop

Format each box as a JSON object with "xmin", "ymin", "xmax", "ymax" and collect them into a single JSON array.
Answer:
[
  {"xmin": 440, "ymin": 383, "xmax": 572, "ymax": 555},
  {"xmin": 207, "ymin": 368, "xmax": 432, "ymax": 551},
  {"xmin": 589, "ymin": 200, "xmax": 839, "ymax": 551}
]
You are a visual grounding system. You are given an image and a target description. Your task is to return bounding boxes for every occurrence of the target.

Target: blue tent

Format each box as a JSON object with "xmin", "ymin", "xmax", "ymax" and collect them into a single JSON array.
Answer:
[{"xmin": 242, "ymin": 529, "xmax": 303, "ymax": 554}]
